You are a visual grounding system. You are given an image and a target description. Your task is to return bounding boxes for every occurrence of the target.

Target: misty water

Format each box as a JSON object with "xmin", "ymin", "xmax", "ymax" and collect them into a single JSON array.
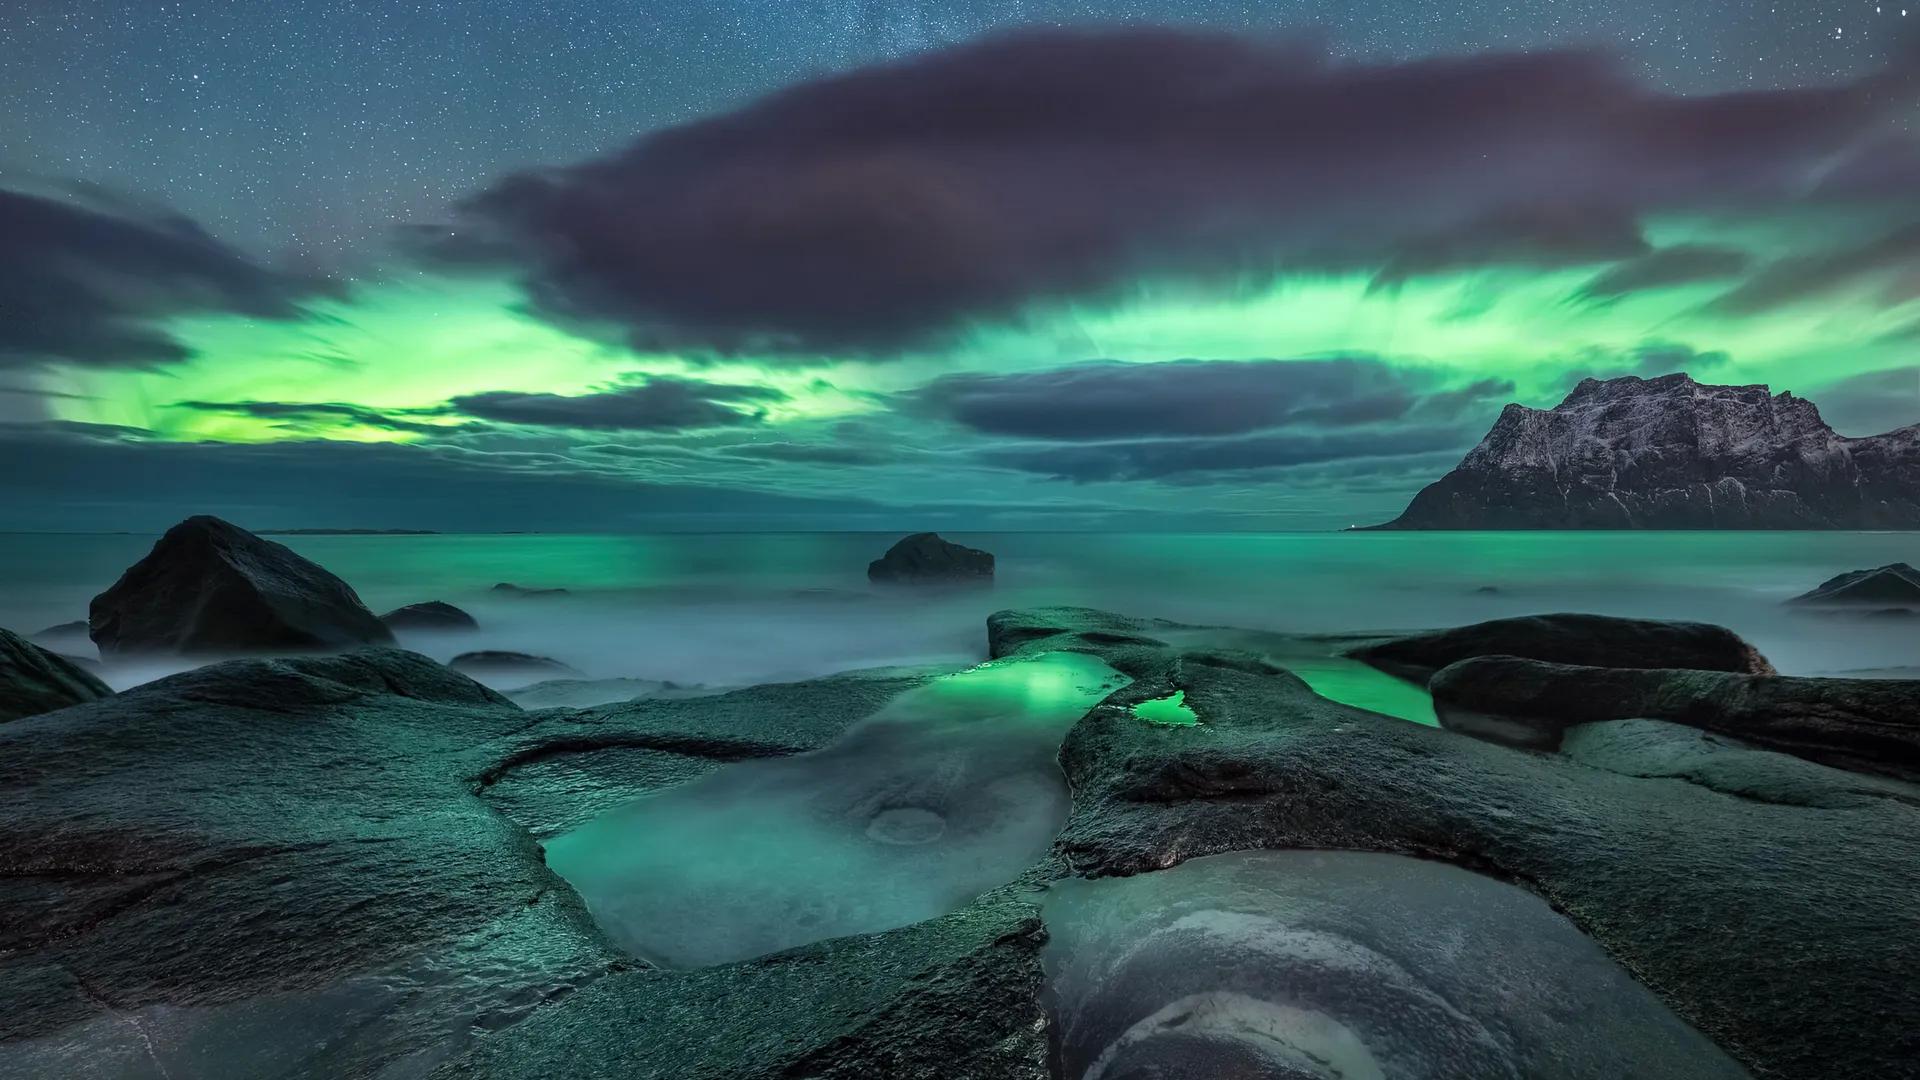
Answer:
[
  {"xmin": 542, "ymin": 650, "xmax": 1128, "ymax": 967},
  {"xmin": 5, "ymin": 531, "xmax": 1916, "ymax": 707}
]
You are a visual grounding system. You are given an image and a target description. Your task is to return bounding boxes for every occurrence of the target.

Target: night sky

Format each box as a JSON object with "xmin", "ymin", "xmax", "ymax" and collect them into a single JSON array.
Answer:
[{"xmin": 3, "ymin": 1, "xmax": 1918, "ymax": 531}]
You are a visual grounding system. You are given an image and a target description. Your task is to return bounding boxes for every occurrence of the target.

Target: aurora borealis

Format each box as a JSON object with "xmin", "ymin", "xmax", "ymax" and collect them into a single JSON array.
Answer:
[{"xmin": 4, "ymin": 4, "xmax": 1920, "ymax": 531}]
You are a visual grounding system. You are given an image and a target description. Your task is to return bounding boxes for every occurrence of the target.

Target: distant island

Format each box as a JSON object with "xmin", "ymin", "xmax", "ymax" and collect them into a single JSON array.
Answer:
[
  {"xmin": 1365, "ymin": 373, "xmax": 1920, "ymax": 530},
  {"xmin": 258, "ymin": 528, "xmax": 442, "ymax": 536}
]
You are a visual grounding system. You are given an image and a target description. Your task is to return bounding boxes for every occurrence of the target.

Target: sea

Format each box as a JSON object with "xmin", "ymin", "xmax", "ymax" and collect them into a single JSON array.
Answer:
[{"xmin": 3, "ymin": 531, "xmax": 1916, "ymax": 701}]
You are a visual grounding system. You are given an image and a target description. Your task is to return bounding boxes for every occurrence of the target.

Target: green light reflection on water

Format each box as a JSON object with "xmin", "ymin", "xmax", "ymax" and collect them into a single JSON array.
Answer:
[{"xmin": 1133, "ymin": 690, "xmax": 1200, "ymax": 726}]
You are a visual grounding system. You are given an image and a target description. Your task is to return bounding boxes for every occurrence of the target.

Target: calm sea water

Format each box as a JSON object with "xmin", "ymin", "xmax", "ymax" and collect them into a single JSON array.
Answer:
[{"xmin": 3, "ymin": 532, "xmax": 1915, "ymax": 693}]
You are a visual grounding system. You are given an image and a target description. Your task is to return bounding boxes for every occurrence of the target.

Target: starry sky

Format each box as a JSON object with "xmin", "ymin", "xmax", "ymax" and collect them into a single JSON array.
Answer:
[{"xmin": 2, "ymin": 1, "xmax": 1918, "ymax": 531}]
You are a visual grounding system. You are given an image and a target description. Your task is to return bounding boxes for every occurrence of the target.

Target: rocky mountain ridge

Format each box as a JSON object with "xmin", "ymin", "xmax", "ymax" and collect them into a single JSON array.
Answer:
[{"xmin": 1370, "ymin": 372, "xmax": 1920, "ymax": 529}]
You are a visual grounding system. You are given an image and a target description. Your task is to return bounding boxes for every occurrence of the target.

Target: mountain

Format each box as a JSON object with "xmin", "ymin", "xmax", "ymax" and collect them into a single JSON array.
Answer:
[{"xmin": 1367, "ymin": 373, "xmax": 1920, "ymax": 530}]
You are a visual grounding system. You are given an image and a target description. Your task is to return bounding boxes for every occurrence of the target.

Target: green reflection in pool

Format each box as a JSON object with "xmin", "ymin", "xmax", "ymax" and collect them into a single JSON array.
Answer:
[
  {"xmin": 1133, "ymin": 690, "xmax": 1200, "ymax": 726},
  {"xmin": 539, "ymin": 650, "xmax": 1129, "ymax": 968},
  {"xmin": 1288, "ymin": 658, "xmax": 1437, "ymax": 726}
]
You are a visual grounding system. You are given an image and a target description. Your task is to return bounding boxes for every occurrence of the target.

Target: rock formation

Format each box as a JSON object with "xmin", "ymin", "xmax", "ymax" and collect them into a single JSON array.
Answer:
[
  {"xmin": 380, "ymin": 600, "xmax": 480, "ymax": 632},
  {"xmin": 1790, "ymin": 562, "xmax": 1920, "ymax": 607},
  {"xmin": 0, "ymin": 627, "xmax": 111, "ymax": 723},
  {"xmin": 867, "ymin": 533, "xmax": 994, "ymax": 585},
  {"xmin": 1429, "ymin": 655, "xmax": 1920, "ymax": 780},
  {"xmin": 1348, "ymin": 612, "xmax": 1774, "ymax": 684},
  {"xmin": 3, "ymin": 608, "xmax": 1917, "ymax": 1078},
  {"xmin": 1369, "ymin": 373, "xmax": 1920, "ymax": 529},
  {"xmin": 449, "ymin": 651, "xmax": 583, "ymax": 682},
  {"xmin": 492, "ymin": 582, "xmax": 570, "ymax": 597},
  {"xmin": 88, "ymin": 516, "xmax": 394, "ymax": 655}
]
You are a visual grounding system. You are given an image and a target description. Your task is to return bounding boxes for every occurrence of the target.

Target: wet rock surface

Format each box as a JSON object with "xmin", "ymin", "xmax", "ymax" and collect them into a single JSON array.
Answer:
[
  {"xmin": 1349, "ymin": 612, "xmax": 1774, "ymax": 684},
  {"xmin": 1045, "ymin": 849, "xmax": 1749, "ymax": 1079},
  {"xmin": 88, "ymin": 516, "xmax": 395, "ymax": 656},
  {"xmin": 1003, "ymin": 608, "xmax": 1920, "ymax": 1080},
  {"xmin": 1429, "ymin": 655, "xmax": 1920, "ymax": 781},
  {"xmin": 867, "ymin": 532, "xmax": 995, "ymax": 585},
  {"xmin": 0, "ymin": 626, "xmax": 111, "ymax": 723},
  {"xmin": 381, "ymin": 600, "xmax": 481, "ymax": 632},
  {"xmin": 3, "ymin": 605, "xmax": 1915, "ymax": 1079}
]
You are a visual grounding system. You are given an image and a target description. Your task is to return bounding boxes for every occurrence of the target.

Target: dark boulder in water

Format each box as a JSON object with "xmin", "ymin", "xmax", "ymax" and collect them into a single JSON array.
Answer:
[
  {"xmin": 380, "ymin": 600, "xmax": 480, "ymax": 632},
  {"xmin": 1349, "ymin": 612, "xmax": 1773, "ymax": 684},
  {"xmin": 491, "ymin": 582, "xmax": 570, "ymax": 597},
  {"xmin": 867, "ymin": 533, "xmax": 994, "ymax": 585},
  {"xmin": 1789, "ymin": 562, "xmax": 1920, "ymax": 607},
  {"xmin": 29, "ymin": 621, "xmax": 91, "ymax": 651},
  {"xmin": 450, "ymin": 651, "xmax": 582, "ymax": 682},
  {"xmin": 0, "ymin": 627, "xmax": 111, "ymax": 723},
  {"xmin": 1428, "ymin": 655, "xmax": 1920, "ymax": 781},
  {"xmin": 88, "ymin": 516, "xmax": 393, "ymax": 657}
]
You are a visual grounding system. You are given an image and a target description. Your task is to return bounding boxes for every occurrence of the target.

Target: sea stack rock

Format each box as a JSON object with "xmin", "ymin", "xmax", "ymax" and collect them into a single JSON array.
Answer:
[
  {"xmin": 867, "ymin": 533, "xmax": 995, "ymax": 586},
  {"xmin": 1790, "ymin": 563, "xmax": 1920, "ymax": 607},
  {"xmin": 1367, "ymin": 373, "xmax": 1920, "ymax": 529},
  {"xmin": 380, "ymin": 601, "xmax": 480, "ymax": 632},
  {"xmin": 0, "ymin": 627, "xmax": 112, "ymax": 723},
  {"xmin": 89, "ymin": 515, "xmax": 395, "ymax": 656}
]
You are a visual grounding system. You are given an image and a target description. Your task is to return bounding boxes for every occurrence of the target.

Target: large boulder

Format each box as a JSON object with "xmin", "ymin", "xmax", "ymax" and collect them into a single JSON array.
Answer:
[
  {"xmin": 1789, "ymin": 563, "xmax": 1920, "ymax": 607},
  {"xmin": 0, "ymin": 627, "xmax": 111, "ymax": 723},
  {"xmin": 867, "ymin": 533, "xmax": 994, "ymax": 586},
  {"xmin": 1428, "ymin": 655, "xmax": 1920, "ymax": 781},
  {"xmin": 88, "ymin": 516, "xmax": 394, "ymax": 656},
  {"xmin": 1348, "ymin": 612, "xmax": 1773, "ymax": 684},
  {"xmin": 381, "ymin": 600, "xmax": 480, "ymax": 632}
]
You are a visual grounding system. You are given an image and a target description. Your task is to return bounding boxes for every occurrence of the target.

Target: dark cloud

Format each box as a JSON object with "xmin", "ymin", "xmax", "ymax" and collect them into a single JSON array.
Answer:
[
  {"xmin": 1711, "ymin": 223, "xmax": 1920, "ymax": 313},
  {"xmin": 447, "ymin": 376, "xmax": 786, "ymax": 430},
  {"xmin": 1807, "ymin": 366, "xmax": 1920, "ymax": 437},
  {"xmin": 980, "ymin": 424, "xmax": 1475, "ymax": 483},
  {"xmin": 422, "ymin": 28, "xmax": 1913, "ymax": 353},
  {"xmin": 1575, "ymin": 244, "xmax": 1752, "ymax": 300},
  {"xmin": 169, "ymin": 399, "xmax": 473, "ymax": 436},
  {"xmin": 1372, "ymin": 206, "xmax": 1650, "ymax": 288},
  {"xmin": 1557, "ymin": 340, "xmax": 1732, "ymax": 388},
  {"xmin": 0, "ymin": 186, "xmax": 329, "ymax": 369},
  {"xmin": 914, "ymin": 358, "xmax": 1503, "ymax": 440}
]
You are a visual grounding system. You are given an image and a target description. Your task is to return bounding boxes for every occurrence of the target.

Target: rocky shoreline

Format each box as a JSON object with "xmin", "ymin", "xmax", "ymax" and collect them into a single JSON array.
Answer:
[{"xmin": 2, "ymin": 528, "xmax": 1917, "ymax": 1078}]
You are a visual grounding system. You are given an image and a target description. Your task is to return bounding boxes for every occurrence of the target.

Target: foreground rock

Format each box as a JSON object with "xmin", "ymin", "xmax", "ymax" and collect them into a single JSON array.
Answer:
[
  {"xmin": 0, "ymin": 650, "xmax": 1046, "ymax": 1079},
  {"xmin": 999, "ymin": 606, "xmax": 1920, "ymax": 1079},
  {"xmin": 867, "ymin": 533, "xmax": 994, "ymax": 585},
  {"xmin": 1790, "ymin": 563, "xmax": 1920, "ymax": 607},
  {"xmin": 89, "ymin": 516, "xmax": 394, "ymax": 656},
  {"xmin": 1367, "ymin": 373, "xmax": 1920, "ymax": 529},
  {"xmin": 1045, "ymin": 850, "xmax": 1746, "ymax": 1079},
  {"xmin": 7, "ymin": 606, "xmax": 1917, "ymax": 1079},
  {"xmin": 1349, "ymin": 612, "xmax": 1773, "ymax": 684},
  {"xmin": 0, "ymin": 627, "xmax": 111, "ymax": 723},
  {"xmin": 1429, "ymin": 655, "xmax": 1920, "ymax": 781},
  {"xmin": 381, "ymin": 600, "xmax": 480, "ymax": 632}
]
